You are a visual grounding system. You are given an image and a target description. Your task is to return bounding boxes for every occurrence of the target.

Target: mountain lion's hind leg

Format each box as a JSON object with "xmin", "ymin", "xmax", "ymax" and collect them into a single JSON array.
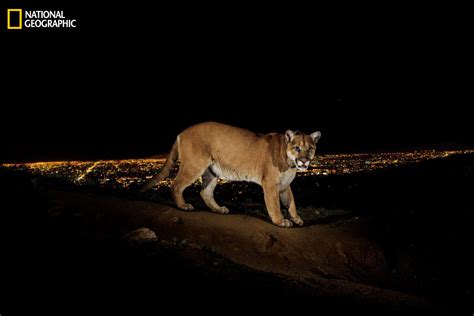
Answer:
[
  {"xmin": 172, "ymin": 162, "xmax": 207, "ymax": 211},
  {"xmin": 200, "ymin": 169, "xmax": 229, "ymax": 214}
]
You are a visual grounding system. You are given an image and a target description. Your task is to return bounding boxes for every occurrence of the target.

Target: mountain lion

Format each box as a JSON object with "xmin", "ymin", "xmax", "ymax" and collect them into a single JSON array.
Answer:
[{"xmin": 141, "ymin": 122, "xmax": 321, "ymax": 228}]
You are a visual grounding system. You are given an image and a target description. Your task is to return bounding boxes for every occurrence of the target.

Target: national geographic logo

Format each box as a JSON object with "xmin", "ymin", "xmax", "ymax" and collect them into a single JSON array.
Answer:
[{"xmin": 6, "ymin": 9, "xmax": 77, "ymax": 29}]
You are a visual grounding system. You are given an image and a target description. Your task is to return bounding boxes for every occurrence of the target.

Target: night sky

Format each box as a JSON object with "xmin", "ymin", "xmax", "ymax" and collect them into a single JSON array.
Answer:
[{"xmin": 2, "ymin": 3, "xmax": 472, "ymax": 162}]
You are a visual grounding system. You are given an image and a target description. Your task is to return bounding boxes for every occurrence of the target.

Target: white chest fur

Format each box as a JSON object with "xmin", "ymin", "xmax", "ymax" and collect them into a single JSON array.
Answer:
[
  {"xmin": 279, "ymin": 168, "xmax": 297, "ymax": 190},
  {"xmin": 211, "ymin": 163, "xmax": 261, "ymax": 184}
]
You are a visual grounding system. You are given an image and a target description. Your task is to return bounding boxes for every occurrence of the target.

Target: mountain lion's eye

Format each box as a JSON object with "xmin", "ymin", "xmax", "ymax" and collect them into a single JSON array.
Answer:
[
  {"xmin": 309, "ymin": 147, "xmax": 315, "ymax": 151},
  {"xmin": 294, "ymin": 147, "xmax": 301, "ymax": 153}
]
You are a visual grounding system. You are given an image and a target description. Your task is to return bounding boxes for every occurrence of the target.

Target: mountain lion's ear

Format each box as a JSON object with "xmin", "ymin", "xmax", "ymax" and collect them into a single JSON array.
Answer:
[
  {"xmin": 286, "ymin": 130, "xmax": 295, "ymax": 142},
  {"xmin": 311, "ymin": 131, "xmax": 321, "ymax": 143}
]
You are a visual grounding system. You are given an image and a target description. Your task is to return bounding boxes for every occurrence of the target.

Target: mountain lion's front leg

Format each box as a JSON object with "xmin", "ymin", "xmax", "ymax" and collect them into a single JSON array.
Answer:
[
  {"xmin": 280, "ymin": 187, "xmax": 304, "ymax": 226},
  {"xmin": 262, "ymin": 182, "xmax": 293, "ymax": 228}
]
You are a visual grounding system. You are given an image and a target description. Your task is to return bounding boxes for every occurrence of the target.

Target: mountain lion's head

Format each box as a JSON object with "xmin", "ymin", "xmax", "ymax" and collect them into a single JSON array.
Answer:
[{"xmin": 285, "ymin": 130, "xmax": 321, "ymax": 171}]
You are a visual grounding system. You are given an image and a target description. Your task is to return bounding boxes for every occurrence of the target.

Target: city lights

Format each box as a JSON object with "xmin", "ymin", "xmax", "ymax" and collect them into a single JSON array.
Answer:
[{"xmin": 1, "ymin": 150, "xmax": 472, "ymax": 190}]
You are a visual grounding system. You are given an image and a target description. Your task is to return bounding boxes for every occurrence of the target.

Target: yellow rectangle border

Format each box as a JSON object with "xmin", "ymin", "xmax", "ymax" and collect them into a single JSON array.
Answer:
[{"xmin": 8, "ymin": 9, "xmax": 23, "ymax": 29}]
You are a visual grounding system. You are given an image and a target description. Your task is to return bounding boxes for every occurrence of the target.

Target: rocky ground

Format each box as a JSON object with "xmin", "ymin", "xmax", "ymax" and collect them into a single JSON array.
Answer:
[{"xmin": 1, "ymin": 153, "xmax": 474, "ymax": 314}]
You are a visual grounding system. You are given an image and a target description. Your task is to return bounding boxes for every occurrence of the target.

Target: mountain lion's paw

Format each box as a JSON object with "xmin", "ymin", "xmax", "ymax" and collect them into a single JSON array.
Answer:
[
  {"xmin": 179, "ymin": 204, "xmax": 195, "ymax": 211},
  {"xmin": 291, "ymin": 216, "xmax": 304, "ymax": 226},
  {"xmin": 277, "ymin": 219, "xmax": 294, "ymax": 228},
  {"xmin": 214, "ymin": 206, "xmax": 230, "ymax": 214}
]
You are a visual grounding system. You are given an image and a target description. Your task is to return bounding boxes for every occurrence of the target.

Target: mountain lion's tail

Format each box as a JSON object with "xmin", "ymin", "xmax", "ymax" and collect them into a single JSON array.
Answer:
[{"xmin": 140, "ymin": 140, "xmax": 179, "ymax": 192}]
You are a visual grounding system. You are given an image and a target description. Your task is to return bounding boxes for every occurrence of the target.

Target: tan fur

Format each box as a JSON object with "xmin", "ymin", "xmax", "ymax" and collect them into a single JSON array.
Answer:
[{"xmin": 141, "ymin": 122, "xmax": 321, "ymax": 228}]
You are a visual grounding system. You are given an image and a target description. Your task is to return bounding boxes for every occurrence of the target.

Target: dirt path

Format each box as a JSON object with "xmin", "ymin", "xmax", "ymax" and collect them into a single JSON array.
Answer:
[
  {"xmin": 49, "ymin": 190, "xmax": 384, "ymax": 280},
  {"xmin": 47, "ymin": 190, "xmax": 439, "ymax": 312}
]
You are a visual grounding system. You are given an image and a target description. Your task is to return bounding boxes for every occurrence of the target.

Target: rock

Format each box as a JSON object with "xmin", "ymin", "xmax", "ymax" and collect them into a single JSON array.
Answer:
[{"xmin": 123, "ymin": 228, "xmax": 158, "ymax": 244}]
